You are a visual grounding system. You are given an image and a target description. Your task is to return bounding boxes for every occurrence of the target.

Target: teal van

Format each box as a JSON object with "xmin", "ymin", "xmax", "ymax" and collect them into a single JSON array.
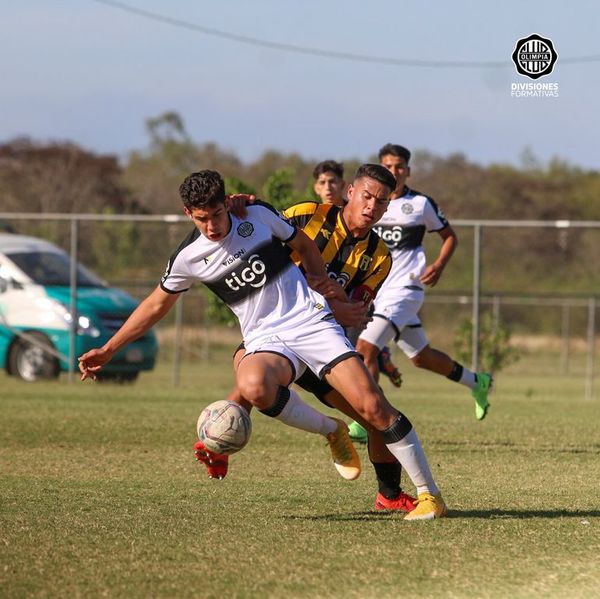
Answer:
[{"xmin": 0, "ymin": 233, "xmax": 158, "ymax": 382}]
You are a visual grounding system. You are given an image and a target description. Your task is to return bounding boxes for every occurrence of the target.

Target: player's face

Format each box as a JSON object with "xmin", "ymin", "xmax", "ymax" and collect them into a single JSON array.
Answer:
[
  {"xmin": 380, "ymin": 154, "xmax": 410, "ymax": 194},
  {"xmin": 185, "ymin": 204, "xmax": 231, "ymax": 241},
  {"xmin": 345, "ymin": 177, "xmax": 390, "ymax": 235},
  {"xmin": 314, "ymin": 172, "xmax": 345, "ymax": 206}
]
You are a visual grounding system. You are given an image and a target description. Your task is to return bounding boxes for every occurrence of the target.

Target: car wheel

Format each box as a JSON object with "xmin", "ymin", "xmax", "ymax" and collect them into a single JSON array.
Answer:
[{"xmin": 8, "ymin": 332, "xmax": 60, "ymax": 382}]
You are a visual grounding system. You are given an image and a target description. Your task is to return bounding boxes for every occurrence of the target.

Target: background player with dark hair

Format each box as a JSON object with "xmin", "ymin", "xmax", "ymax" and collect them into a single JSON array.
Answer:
[{"xmin": 312, "ymin": 160, "xmax": 346, "ymax": 207}]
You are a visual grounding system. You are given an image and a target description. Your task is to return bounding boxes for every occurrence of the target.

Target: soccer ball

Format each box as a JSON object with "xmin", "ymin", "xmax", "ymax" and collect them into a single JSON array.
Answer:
[{"xmin": 197, "ymin": 400, "xmax": 252, "ymax": 455}]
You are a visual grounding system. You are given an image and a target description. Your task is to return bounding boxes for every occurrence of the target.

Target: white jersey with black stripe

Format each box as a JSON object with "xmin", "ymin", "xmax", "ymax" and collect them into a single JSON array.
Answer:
[
  {"xmin": 371, "ymin": 186, "xmax": 449, "ymax": 295},
  {"xmin": 160, "ymin": 203, "xmax": 331, "ymax": 344}
]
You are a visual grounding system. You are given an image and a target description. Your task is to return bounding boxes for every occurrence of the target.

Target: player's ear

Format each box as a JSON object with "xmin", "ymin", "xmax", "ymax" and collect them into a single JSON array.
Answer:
[
  {"xmin": 183, "ymin": 207, "xmax": 192, "ymax": 219},
  {"xmin": 346, "ymin": 184, "xmax": 354, "ymax": 201}
]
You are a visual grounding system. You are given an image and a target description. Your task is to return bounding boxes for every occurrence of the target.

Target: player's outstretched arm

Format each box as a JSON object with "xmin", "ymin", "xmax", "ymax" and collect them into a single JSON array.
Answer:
[
  {"xmin": 287, "ymin": 229, "xmax": 346, "ymax": 302},
  {"xmin": 420, "ymin": 225, "xmax": 458, "ymax": 287},
  {"xmin": 78, "ymin": 286, "xmax": 179, "ymax": 381}
]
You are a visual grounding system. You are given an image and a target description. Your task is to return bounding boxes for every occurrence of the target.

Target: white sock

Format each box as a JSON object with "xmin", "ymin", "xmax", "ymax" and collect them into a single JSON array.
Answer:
[
  {"xmin": 385, "ymin": 428, "xmax": 439, "ymax": 496},
  {"xmin": 459, "ymin": 367, "xmax": 477, "ymax": 389},
  {"xmin": 273, "ymin": 388, "xmax": 337, "ymax": 436}
]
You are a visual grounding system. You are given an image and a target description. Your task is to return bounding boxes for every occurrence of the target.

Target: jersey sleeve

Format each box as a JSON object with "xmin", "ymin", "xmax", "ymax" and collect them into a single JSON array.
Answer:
[
  {"xmin": 160, "ymin": 255, "xmax": 193, "ymax": 294},
  {"xmin": 159, "ymin": 229, "xmax": 198, "ymax": 294},
  {"xmin": 423, "ymin": 196, "xmax": 450, "ymax": 232},
  {"xmin": 250, "ymin": 201, "xmax": 297, "ymax": 242},
  {"xmin": 283, "ymin": 201, "xmax": 319, "ymax": 230}
]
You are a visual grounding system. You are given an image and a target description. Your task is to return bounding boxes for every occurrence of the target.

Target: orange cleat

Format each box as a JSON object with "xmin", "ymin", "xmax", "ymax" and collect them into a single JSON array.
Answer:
[{"xmin": 374, "ymin": 491, "xmax": 416, "ymax": 512}]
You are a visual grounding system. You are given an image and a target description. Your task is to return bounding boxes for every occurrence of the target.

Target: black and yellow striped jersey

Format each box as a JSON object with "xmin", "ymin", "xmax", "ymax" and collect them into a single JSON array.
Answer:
[{"xmin": 283, "ymin": 201, "xmax": 392, "ymax": 298}]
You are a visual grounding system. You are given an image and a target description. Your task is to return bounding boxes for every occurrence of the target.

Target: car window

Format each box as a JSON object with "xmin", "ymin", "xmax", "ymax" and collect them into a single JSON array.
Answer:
[{"xmin": 7, "ymin": 251, "xmax": 106, "ymax": 287}]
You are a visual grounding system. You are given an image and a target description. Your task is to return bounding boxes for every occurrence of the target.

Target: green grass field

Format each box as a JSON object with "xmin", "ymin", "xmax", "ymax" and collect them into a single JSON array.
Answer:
[{"xmin": 1, "ymin": 347, "xmax": 599, "ymax": 598}]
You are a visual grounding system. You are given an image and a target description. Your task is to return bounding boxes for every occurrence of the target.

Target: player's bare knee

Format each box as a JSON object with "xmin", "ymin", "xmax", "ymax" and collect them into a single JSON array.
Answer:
[
  {"xmin": 237, "ymin": 374, "xmax": 272, "ymax": 409},
  {"xmin": 357, "ymin": 393, "xmax": 395, "ymax": 430}
]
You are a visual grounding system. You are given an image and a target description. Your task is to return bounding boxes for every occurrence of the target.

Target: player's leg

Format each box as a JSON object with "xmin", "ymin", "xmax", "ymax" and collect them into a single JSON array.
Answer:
[
  {"xmin": 378, "ymin": 346, "xmax": 403, "ymax": 388},
  {"xmin": 236, "ymin": 350, "xmax": 360, "ymax": 480},
  {"xmin": 320, "ymin": 387, "xmax": 415, "ymax": 512},
  {"xmin": 351, "ymin": 315, "xmax": 399, "ymax": 442},
  {"xmin": 400, "ymin": 326, "xmax": 493, "ymax": 420},
  {"xmin": 195, "ymin": 345, "xmax": 250, "ymax": 479},
  {"xmin": 324, "ymin": 356, "xmax": 446, "ymax": 519}
]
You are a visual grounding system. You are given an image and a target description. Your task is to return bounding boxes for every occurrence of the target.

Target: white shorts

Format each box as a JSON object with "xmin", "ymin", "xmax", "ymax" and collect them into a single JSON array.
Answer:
[
  {"xmin": 243, "ymin": 316, "xmax": 358, "ymax": 381},
  {"xmin": 359, "ymin": 288, "xmax": 429, "ymax": 358}
]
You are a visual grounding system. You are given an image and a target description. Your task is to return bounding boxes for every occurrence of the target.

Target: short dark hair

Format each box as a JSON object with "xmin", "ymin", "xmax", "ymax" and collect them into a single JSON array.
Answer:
[
  {"xmin": 179, "ymin": 170, "xmax": 225, "ymax": 210},
  {"xmin": 354, "ymin": 164, "xmax": 396, "ymax": 193},
  {"xmin": 378, "ymin": 143, "xmax": 411, "ymax": 164},
  {"xmin": 313, "ymin": 160, "xmax": 344, "ymax": 180}
]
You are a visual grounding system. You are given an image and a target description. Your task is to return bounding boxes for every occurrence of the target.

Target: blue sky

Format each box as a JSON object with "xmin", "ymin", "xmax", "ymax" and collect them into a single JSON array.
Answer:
[{"xmin": 2, "ymin": 0, "xmax": 599, "ymax": 168}]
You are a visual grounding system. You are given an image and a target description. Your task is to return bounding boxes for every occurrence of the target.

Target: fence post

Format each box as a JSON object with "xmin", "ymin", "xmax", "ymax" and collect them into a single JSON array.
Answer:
[
  {"xmin": 585, "ymin": 297, "xmax": 596, "ymax": 400},
  {"xmin": 173, "ymin": 294, "xmax": 184, "ymax": 387},
  {"xmin": 560, "ymin": 303, "xmax": 571, "ymax": 376},
  {"xmin": 471, "ymin": 224, "xmax": 482, "ymax": 371},
  {"xmin": 68, "ymin": 218, "xmax": 79, "ymax": 383}
]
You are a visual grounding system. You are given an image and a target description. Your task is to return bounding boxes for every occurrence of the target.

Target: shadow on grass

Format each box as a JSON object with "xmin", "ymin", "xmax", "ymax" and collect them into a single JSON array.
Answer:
[
  {"xmin": 433, "ymin": 440, "xmax": 600, "ymax": 455},
  {"xmin": 283, "ymin": 509, "xmax": 600, "ymax": 522}
]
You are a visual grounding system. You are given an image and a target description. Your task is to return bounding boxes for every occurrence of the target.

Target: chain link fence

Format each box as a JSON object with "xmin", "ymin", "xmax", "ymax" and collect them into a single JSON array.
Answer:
[{"xmin": 0, "ymin": 212, "xmax": 598, "ymax": 397}]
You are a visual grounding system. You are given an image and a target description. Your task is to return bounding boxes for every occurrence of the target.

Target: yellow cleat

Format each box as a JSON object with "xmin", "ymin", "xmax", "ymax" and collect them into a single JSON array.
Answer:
[
  {"xmin": 326, "ymin": 418, "xmax": 361, "ymax": 481},
  {"xmin": 404, "ymin": 492, "xmax": 448, "ymax": 521}
]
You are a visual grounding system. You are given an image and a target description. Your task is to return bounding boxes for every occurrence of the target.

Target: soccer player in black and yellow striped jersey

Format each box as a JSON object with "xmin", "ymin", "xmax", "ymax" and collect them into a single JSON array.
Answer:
[{"xmin": 283, "ymin": 199, "xmax": 390, "ymax": 308}]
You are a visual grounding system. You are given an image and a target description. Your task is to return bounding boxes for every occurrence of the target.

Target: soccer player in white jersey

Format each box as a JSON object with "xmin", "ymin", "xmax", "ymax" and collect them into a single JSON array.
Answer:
[
  {"xmin": 78, "ymin": 169, "xmax": 447, "ymax": 520},
  {"xmin": 348, "ymin": 145, "xmax": 492, "ymax": 448}
]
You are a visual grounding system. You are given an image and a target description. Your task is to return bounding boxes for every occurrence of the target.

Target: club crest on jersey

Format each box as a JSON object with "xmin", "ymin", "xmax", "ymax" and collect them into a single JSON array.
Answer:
[
  {"xmin": 225, "ymin": 254, "xmax": 267, "ymax": 291},
  {"xmin": 401, "ymin": 203, "xmax": 413, "ymax": 215},
  {"xmin": 237, "ymin": 222, "xmax": 254, "ymax": 238}
]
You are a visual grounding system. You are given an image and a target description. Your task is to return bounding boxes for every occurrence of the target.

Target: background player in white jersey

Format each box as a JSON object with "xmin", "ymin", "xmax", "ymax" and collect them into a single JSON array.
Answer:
[
  {"xmin": 78, "ymin": 169, "xmax": 447, "ymax": 520},
  {"xmin": 352, "ymin": 145, "xmax": 492, "ymax": 448}
]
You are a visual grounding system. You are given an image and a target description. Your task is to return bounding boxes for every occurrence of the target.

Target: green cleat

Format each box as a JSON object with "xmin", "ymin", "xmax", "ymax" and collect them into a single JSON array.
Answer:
[
  {"xmin": 348, "ymin": 421, "xmax": 368, "ymax": 445},
  {"xmin": 472, "ymin": 372, "xmax": 493, "ymax": 420}
]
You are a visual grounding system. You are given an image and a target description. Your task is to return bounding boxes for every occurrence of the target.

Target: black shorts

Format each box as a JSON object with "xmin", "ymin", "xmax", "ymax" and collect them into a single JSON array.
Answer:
[{"xmin": 295, "ymin": 369, "xmax": 334, "ymax": 408}]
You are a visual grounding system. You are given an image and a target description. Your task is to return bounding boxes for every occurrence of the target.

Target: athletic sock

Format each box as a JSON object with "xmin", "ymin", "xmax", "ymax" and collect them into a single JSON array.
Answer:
[
  {"xmin": 372, "ymin": 461, "xmax": 402, "ymax": 499},
  {"xmin": 259, "ymin": 386, "xmax": 336, "ymax": 436},
  {"xmin": 447, "ymin": 360, "xmax": 477, "ymax": 389},
  {"xmin": 381, "ymin": 414, "xmax": 440, "ymax": 496}
]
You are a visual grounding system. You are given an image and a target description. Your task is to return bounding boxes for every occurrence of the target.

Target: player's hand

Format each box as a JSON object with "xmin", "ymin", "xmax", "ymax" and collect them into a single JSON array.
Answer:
[
  {"xmin": 225, "ymin": 194, "xmax": 256, "ymax": 218},
  {"xmin": 78, "ymin": 347, "xmax": 113, "ymax": 381},
  {"xmin": 420, "ymin": 262, "xmax": 445, "ymax": 287},
  {"xmin": 329, "ymin": 299, "xmax": 372, "ymax": 329},
  {"xmin": 306, "ymin": 274, "xmax": 347, "ymax": 302}
]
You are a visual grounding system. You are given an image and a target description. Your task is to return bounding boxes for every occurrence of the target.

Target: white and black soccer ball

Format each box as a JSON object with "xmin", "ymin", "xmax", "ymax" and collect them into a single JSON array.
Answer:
[{"xmin": 197, "ymin": 400, "xmax": 252, "ymax": 455}]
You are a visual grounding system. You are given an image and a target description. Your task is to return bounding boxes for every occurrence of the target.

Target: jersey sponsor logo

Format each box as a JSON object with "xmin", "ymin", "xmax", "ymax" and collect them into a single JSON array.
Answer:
[
  {"xmin": 222, "ymin": 248, "xmax": 246, "ymax": 267},
  {"xmin": 225, "ymin": 254, "xmax": 267, "ymax": 290},
  {"xmin": 327, "ymin": 270, "xmax": 350, "ymax": 287},
  {"xmin": 237, "ymin": 222, "xmax": 254, "ymax": 238},
  {"xmin": 401, "ymin": 203, "xmax": 414, "ymax": 215},
  {"xmin": 374, "ymin": 225, "xmax": 403, "ymax": 246}
]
